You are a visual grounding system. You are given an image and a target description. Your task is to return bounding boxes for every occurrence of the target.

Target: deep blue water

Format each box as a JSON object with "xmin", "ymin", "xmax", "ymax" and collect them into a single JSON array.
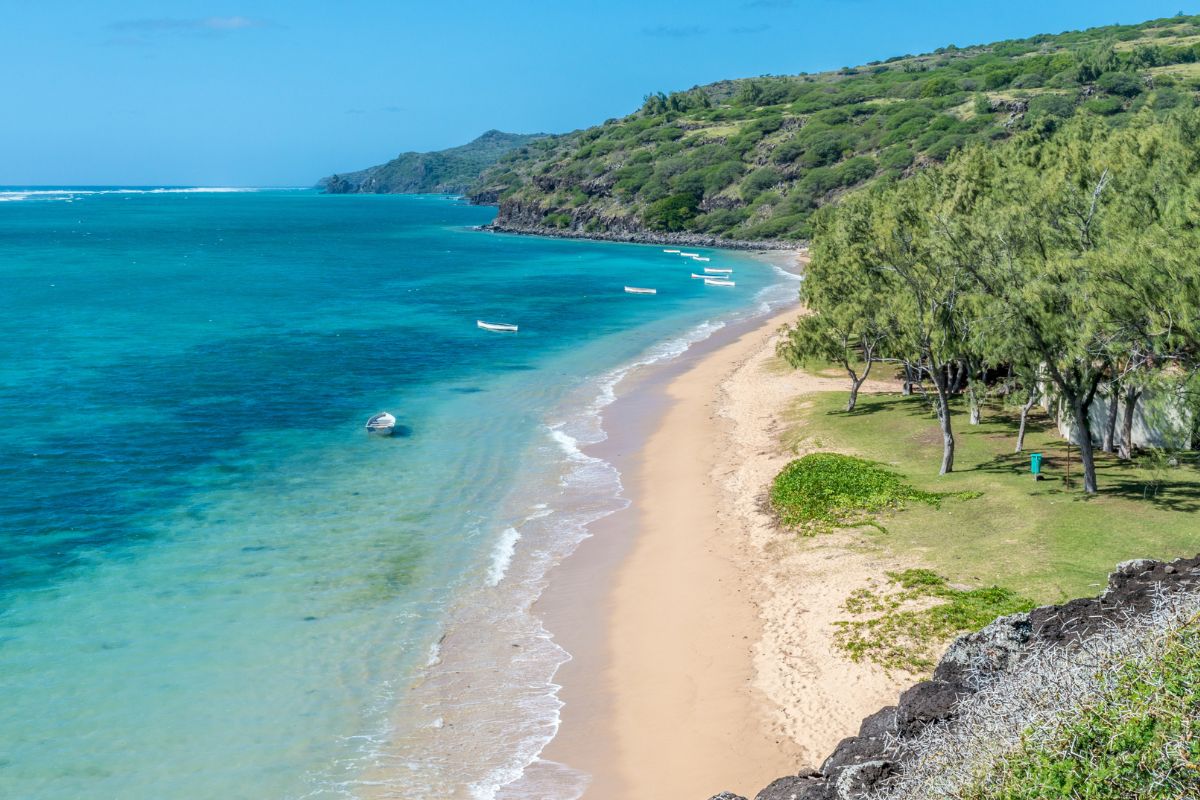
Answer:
[{"xmin": 0, "ymin": 188, "xmax": 791, "ymax": 799}]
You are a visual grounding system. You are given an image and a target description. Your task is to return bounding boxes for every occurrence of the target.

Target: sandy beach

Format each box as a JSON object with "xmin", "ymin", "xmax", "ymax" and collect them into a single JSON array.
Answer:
[{"xmin": 539, "ymin": 263, "xmax": 911, "ymax": 799}]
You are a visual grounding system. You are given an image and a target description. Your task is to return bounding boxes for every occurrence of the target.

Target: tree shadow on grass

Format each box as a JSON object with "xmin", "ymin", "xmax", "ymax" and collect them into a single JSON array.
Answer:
[
  {"xmin": 828, "ymin": 403, "xmax": 891, "ymax": 418},
  {"xmin": 1095, "ymin": 470, "xmax": 1200, "ymax": 513},
  {"xmin": 970, "ymin": 449, "xmax": 1200, "ymax": 512}
]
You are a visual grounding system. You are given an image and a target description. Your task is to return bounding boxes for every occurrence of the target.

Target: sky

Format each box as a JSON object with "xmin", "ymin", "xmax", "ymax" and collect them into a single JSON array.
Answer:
[{"xmin": 2, "ymin": 1, "xmax": 1194, "ymax": 186}]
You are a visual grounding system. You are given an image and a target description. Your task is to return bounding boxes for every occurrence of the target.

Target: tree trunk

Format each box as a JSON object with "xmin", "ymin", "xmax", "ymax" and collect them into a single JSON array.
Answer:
[
  {"xmin": 1102, "ymin": 381, "xmax": 1120, "ymax": 454},
  {"xmin": 948, "ymin": 362, "xmax": 965, "ymax": 394},
  {"xmin": 932, "ymin": 371, "xmax": 955, "ymax": 475},
  {"xmin": 902, "ymin": 363, "xmax": 913, "ymax": 396},
  {"xmin": 1119, "ymin": 386, "xmax": 1141, "ymax": 461},
  {"xmin": 844, "ymin": 357, "xmax": 873, "ymax": 413},
  {"xmin": 1070, "ymin": 398, "xmax": 1098, "ymax": 495},
  {"xmin": 968, "ymin": 381, "xmax": 982, "ymax": 425},
  {"xmin": 1015, "ymin": 393, "xmax": 1037, "ymax": 453}
]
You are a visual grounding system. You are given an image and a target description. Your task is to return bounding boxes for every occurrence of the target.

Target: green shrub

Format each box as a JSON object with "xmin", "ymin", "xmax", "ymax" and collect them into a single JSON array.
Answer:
[
  {"xmin": 1085, "ymin": 96, "xmax": 1126, "ymax": 115},
  {"xmin": 740, "ymin": 166, "xmax": 782, "ymax": 200},
  {"xmin": 1027, "ymin": 93, "xmax": 1077, "ymax": 120},
  {"xmin": 926, "ymin": 133, "xmax": 968, "ymax": 161},
  {"xmin": 769, "ymin": 453, "xmax": 946, "ymax": 532},
  {"xmin": 642, "ymin": 192, "xmax": 699, "ymax": 231},
  {"xmin": 1097, "ymin": 70, "xmax": 1144, "ymax": 97}
]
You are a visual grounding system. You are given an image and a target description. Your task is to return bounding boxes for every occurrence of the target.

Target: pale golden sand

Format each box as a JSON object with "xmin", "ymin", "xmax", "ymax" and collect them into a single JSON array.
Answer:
[{"xmin": 547, "ymin": 289, "xmax": 914, "ymax": 799}]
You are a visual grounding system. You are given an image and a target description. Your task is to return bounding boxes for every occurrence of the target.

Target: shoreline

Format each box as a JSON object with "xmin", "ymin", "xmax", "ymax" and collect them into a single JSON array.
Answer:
[
  {"xmin": 535, "ymin": 253, "xmax": 912, "ymax": 798},
  {"xmin": 478, "ymin": 221, "xmax": 801, "ymax": 252}
]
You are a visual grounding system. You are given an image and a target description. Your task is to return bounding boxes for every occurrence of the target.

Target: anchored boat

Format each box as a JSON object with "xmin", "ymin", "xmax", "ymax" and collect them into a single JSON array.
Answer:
[
  {"xmin": 624, "ymin": 286, "xmax": 657, "ymax": 294},
  {"xmin": 690, "ymin": 273, "xmax": 709, "ymax": 279},
  {"xmin": 365, "ymin": 412, "xmax": 397, "ymax": 436},
  {"xmin": 691, "ymin": 256, "xmax": 711, "ymax": 262},
  {"xmin": 477, "ymin": 320, "xmax": 519, "ymax": 333},
  {"xmin": 704, "ymin": 278, "xmax": 735, "ymax": 287},
  {"xmin": 679, "ymin": 251, "xmax": 699, "ymax": 258},
  {"xmin": 704, "ymin": 267, "xmax": 733, "ymax": 274},
  {"xmin": 663, "ymin": 248, "xmax": 681, "ymax": 254}
]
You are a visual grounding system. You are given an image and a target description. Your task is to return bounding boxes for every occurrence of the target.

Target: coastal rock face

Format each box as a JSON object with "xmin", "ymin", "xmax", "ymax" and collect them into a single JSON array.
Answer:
[
  {"xmin": 709, "ymin": 555, "xmax": 1200, "ymax": 800},
  {"xmin": 477, "ymin": 198, "xmax": 798, "ymax": 251}
]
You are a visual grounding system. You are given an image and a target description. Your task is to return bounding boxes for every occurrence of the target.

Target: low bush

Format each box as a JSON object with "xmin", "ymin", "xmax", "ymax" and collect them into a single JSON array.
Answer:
[{"xmin": 769, "ymin": 453, "xmax": 947, "ymax": 532}]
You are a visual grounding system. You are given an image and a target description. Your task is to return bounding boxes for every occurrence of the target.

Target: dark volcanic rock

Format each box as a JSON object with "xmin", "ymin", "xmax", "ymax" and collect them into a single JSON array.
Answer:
[
  {"xmin": 709, "ymin": 793, "xmax": 749, "ymax": 800},
  {"xmin": 895, "ymin": 681, "xmax": 964, "ymax": 736},
  {"xmin": 754, "ymin": 772, "xmax": 830, "ymax": 800},
  {"xmin": 718, "ymin": 555, "xmax": 1200, "ymax": 800},
  {"xmin": 857, "ymin": 705, "xmax": 897, "ymax": 738}
]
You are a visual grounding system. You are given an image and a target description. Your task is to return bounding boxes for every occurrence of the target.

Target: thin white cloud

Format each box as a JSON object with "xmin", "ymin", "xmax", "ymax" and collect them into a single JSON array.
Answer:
[{"xmin": 108, "ymin": 16, "xmax": 270, "ymax": 36}]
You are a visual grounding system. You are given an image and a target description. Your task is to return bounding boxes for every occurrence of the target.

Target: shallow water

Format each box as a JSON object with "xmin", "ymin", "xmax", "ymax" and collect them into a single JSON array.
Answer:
[{"xmin": 0, "ymin": 188, "xmax": 795, "ymax": 799}]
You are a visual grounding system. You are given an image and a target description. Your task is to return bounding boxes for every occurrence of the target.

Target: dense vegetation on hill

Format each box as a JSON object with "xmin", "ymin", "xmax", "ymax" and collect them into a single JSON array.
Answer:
[
  {"xmin": 321, "ymin": 130, "xmax": 546, "ymax": 194},
  {"xmin": 473, "ymin": 14, "xmax": 1200, "ymax": 241}
]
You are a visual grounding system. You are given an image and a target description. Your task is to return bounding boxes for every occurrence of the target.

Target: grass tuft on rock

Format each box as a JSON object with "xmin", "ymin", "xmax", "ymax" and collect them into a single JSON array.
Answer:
[{"xmin": 769, "ymin": 453, "xmax": 948, "ymax": 533}]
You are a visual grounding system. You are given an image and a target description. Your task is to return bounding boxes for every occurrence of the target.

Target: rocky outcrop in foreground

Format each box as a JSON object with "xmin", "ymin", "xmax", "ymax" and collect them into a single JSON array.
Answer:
[{"xmin": 712, "ymin": 556, "xmax": 1200, "ymax": 800}]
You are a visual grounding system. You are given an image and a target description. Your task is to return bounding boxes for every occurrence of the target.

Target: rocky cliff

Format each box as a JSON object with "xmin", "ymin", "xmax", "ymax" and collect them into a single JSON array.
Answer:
[{"xmin": 712, "ymin": 555, "xmax": 1200, "ymax": 800}]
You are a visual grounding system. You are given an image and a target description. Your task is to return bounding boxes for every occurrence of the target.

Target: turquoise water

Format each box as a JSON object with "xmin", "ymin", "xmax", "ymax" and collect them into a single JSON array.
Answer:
[{"xmin": 0, "ymin": 188, "xmax": 794, "ymax": 799}]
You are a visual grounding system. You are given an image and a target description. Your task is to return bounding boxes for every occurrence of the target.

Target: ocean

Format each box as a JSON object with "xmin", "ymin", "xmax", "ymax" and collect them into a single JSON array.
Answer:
[{"xmin": 0, "ymin": 188, "xmax": 796, "ymax": 799}]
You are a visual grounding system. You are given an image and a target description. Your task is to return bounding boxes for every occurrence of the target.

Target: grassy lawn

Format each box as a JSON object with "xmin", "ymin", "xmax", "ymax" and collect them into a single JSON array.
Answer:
[{"xmin": 782, "ymin": 391, "xmax": 1200, "ymax": 603}]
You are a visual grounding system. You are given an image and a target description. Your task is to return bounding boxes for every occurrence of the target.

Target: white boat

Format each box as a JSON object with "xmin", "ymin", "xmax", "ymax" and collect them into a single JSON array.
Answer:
[
  {"xmin": 704, "ymin": 278, "xmax": 735, "ymax": 287},
  {"xmin": 663, "ymin": 248, "xmax": 681, "ymax": 254},
  {"xmin": 691, "ymin": 256, "xmax": 711, "ymax": 262},
  {"xmin": 690, "ymin": 273, "xmax": 709, "ymax": 279},
  {"xmin": 477, "ymin": 320, "xmax": 519, "ymax": 333},
  {"xmin": 704, "ymin": 267, "xmax": 733, "ymax": 274},
  {"xmin": 365, "ymin": 412, "xmax": 397, "ymax": 436},
  {"xmin": 679, "ymin": 251, "xmax": 699, "ymax": 257},
  {"xmin": 624, "ymin": 286, "xmax": 657, "ymax": 294}
]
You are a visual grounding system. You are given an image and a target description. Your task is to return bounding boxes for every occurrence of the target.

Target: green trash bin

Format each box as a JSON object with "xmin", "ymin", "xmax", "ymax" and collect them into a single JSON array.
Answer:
[{"xmin": 1030, "ymin": 452, "xmax": 1043, "ymax": 478}]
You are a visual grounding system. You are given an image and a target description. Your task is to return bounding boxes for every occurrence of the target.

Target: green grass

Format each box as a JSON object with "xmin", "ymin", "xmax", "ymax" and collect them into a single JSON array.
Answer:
[
  {"xmin": 963, "ymin": 619, "xmax": 1200, "ymax": 799},
  {"xmin": 770, "ymin": 453, "xmax": 947, "ymax": 533},
  {"xmin": 784, "ymin": 392, "xmax": 1200, "ymax": 603},
  {"xmin": 836, "ymin": 569, "xmax": 1036, "ymax": 671}
]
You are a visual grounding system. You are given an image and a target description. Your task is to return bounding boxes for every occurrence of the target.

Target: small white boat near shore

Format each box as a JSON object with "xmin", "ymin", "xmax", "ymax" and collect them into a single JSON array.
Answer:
[
  {"xmin": 624, "ymin": 286, "xmax": 657, "ymax": 294},
  {"xmin": 679, "ymin": 251, "xmax": 699, "ymax": 258},
  {"xmin": 663, "ymin": 248, "xmax": 681, "ymax": 254},
  {"xmin": 691, "ymin": 256, "xmax": 711, "ymax": 262},
  {"xmin": 704, "ymin": 278, "xmax": 735, "ymax": 287},
  {"xmin": 365, "ymin": 412, "xmax": 397, "ymax": 436},
  {"xmin": 704, "ymin": 267, "xmax": 733, "ymax": 274},
  {"xmin": 477, "ymin": 320, "xmax": 519, "ymax": 333},
  {"xmin": 690, "ymin": 273, "xmax": 709, "ymax": 279}
]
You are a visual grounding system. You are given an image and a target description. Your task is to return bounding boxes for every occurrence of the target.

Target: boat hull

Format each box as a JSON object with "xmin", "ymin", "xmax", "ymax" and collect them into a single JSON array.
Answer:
[
  {"xmin": 366, "ymin": 412, "xmax": 397, "ymax": 436},
  {"xmin": 477, "ymin": 320, "xmax": 519, "ymax": 332}
]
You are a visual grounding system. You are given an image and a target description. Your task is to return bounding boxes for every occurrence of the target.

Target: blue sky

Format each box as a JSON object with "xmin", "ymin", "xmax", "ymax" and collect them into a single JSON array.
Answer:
[{"xmin": 3, "ymin": 1, "xmax": 1192, "ymax": 185}]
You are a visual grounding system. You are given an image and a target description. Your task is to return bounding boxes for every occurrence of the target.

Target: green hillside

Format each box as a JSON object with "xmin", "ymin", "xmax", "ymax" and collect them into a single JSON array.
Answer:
[
  {"xmin": 471, "ymin": 14, "xmax": 1200, "ymax": 241},
  {"xmin": 321, "ymin": 130, "xmax": 548, "ymax": 194}
]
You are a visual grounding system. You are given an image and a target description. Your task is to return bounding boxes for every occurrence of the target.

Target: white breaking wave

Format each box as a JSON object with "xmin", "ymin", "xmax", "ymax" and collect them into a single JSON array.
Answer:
[
  {"xmin": 0, "ymin": 187, "xmax": 304, "ymax": 203},
  {"xmin": 486, "ymin": 527, "xmax": 522, "ymax": 587}
]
